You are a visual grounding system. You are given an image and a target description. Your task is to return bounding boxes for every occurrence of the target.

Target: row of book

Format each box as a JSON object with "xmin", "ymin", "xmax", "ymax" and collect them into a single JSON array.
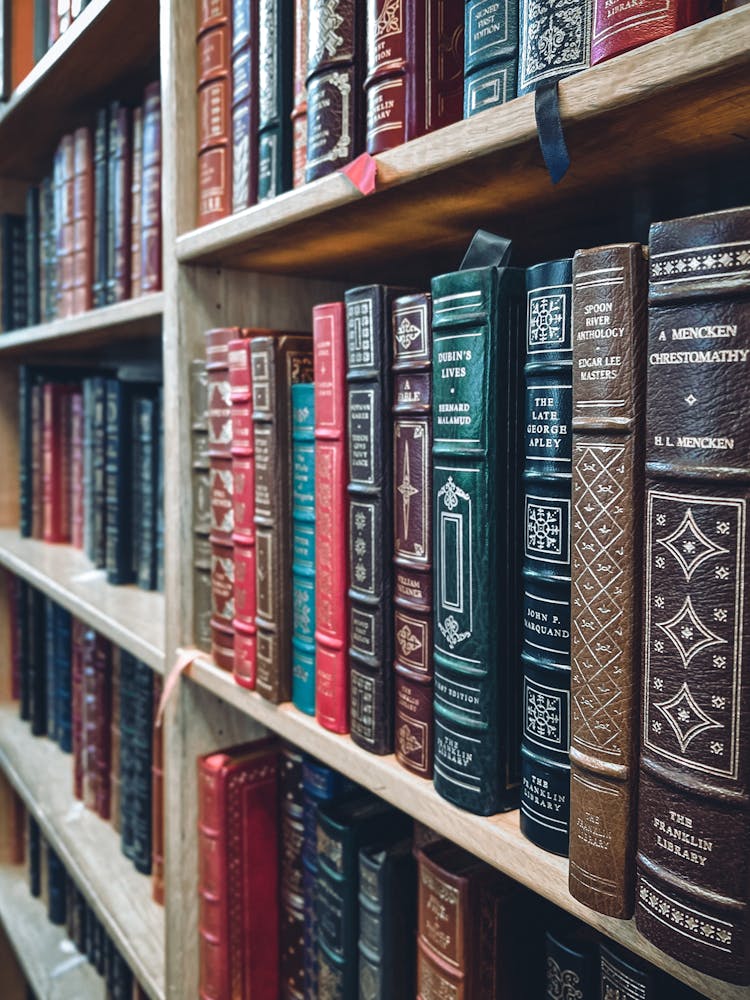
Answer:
[
  {"xmin": 0, "ymin": 773, "xmax": 148, "ymax": 999},
  {"xmin": 196, "ymin": 0, "xmax": 730, "ymax": 227},
  {"xmin": 18, "ymin": 365, "xmax": 164, "ymax": 590},
  {"xmin": 1, "ymin": 81, "xmax": 162, "ymax": 332},
  {"xmin": 194, "ymin": 203, "xmax": 750, "ymax": 984},
  {"xmin": 10, "ymin": 577, "xmax": 165, "ymax": 893},
  {"xmin": 197, "ymin": 738, "xmax": 703, "ymax": 999}
]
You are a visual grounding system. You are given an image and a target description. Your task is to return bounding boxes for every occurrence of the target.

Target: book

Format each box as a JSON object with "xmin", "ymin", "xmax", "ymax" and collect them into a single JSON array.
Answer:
[
  {"xmin": 133, "ymin": 393, "xmax": 159, "ymax": 589},
  {"xmin": 346, "ymin": 284, "xmax": 411, "ymax": 754},
  {"xmin": 71, "ymin": 616, "xmax": 85, "ymax": 798},
  {"xmin": 197, "ymin": 0, "xmax": 231, "ymax": 225},
  {"xmin": 520, "ymin": 257, "xmax": 574, "ymax": 856},
  {"xmin": 1, "ymin": 213, "xmax": 27, "ymax": 331},
  {"xmin": 141, "ymin": 82, "xmax": 162, "ymax": 292},
  {"xmin": 599, "ymin": 942, "xmax": 658, "ymax": 998},
  {"xmin": 313, "ymin": 302, "xmax": 350, "ymax": 733},
  {"xmin": 191, "ymin": 358, "xmax": 213, "ymax": 652},
  {"xmin": 568, "ymin": 243, "xmax": 647, "ymax": 918},
  {"xmin": 130, "ymin": 105, "xmax": 144, "ymax": 298},
  {"xmin": 120, "ymin": 652, "xmax": 154, "ymax": 874},
  {"xmin": 9, "ymin": 0, "xmax": 34, "ymax": 91},
  {"xmin": 152, "ymin": 675, "xmax": 165, "ymax": 904},
  {"xmin": 291, "ymin": 382, "xmax": 316, "ymax": 714},
  {"xmin": 110, "ymin": 646, "xmax": 122, "ymax": 832},
  {"xmin": 52, "ymin": 601, "xmax": 72, "ymax": 752},
  {"xmin": 59, "ymin": 132, "xmax": 76, "ymax": 317},
  {"xmin": 291, "ymin": 0, "xmax": 309, "ymax": 188},
  {"xmin": 198, "ymin": 740, "xmax": 280, "ymax": 1000},
  {"xmin": 71, "ymin": 391, "xmax": 84, "ymax": 548},
  {"xmin": 280, "ymin": 744, "xmax": 306, "ymax": 998},
  {"xmin": 544, "ymin": 923, "xmax": 599, "ymax": 999},
  {"xmin": 25, "ymin": 185, "xmax": 40, "ymax": 326},
  {"xmin": 591, "ymin": 0, "xmax": 712, "ymax": 64},
  {"xmin": 431, "ymin": 241, "xmax": 524, "ymax": 814},
  {"xmin": 257, "ymin": 0, "xmax": 293, "ymax": 201},
  {"xmin": 252, "ymin": 332, "xmax": 313, "ymax": 702},
  {"xmin": 19, "ymin": 366, "xmax": 32, "ymax": 536},
  {"xmin": 90, "ymin": 376, "xmax": 107, "ymax": 568},
  {"xmin": 230, "ymin": 0, "xmax": 259, "ymax": 213},
  {"xmin": 81, "ymin": 630, "xmax": 112, "ymax": 819},
  {"xmin": 106, "ymin": 103, "xmax": 132, "ymax": 304},
  {"xmin": 92, "ymin": 109, "xmax": 109, "ymax": 308},
  {"xmin": 517, "ymin": 0, "xmax": 591, "ymax": 95},
  {"xmin": 42, "ymin": 381, "xmax": 76, "ymax": 543},
  {"xmin": 47, "ymin": 846, "xmax": 67, "ymax": 925},
  {"xmin": 72, "ymin": 125, "xmax": 93, "ymax": 314},
  {"xmin": 392, "ymin": 292, "xmax": 434, "ymax": 778},
  {"xmin": 464, "ymin": 0, "xmax": 519, "ymax": 116},
  {"xmin": 365, "ymin": 0, "xmax": 464, "ymax": 154},
  {"xmin": 34, "ymin": 0, "xmax": 49, "ymax": 63},
  {"xmin": 305, "ymin": 0, "xmax": 364, "ymax": 182},
  {"xmin": 635, "ymin": 207, "xmax": 750, "ymax": 984},
  {"xmin": 40, "ymin": 174, "xmax": 57, "ymax": 322},
  {"xmin": 44, "ymin": 597, "xmax": 58, "ymax": 741},
  {"xmin": 105, "ymin": 378, "xmax": 135, "ymax": 584}
]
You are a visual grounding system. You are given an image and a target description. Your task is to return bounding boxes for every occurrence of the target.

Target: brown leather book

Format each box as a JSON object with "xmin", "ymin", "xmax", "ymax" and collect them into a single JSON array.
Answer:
[
  {"xmin": 58, "ymin": 133, "xmax": 75, "ymax": 318},
  {"xmin": 291, "ymin": 0, "xmax": 309, "ymax": 188},
  {"xmin": 71, "ymin": 126, "xmax": 93, "ymax": 315},
  {"xmin": 0, "ymin": 771, "xmax": 23, "ymax": 865},
  {"xmin": 140, "ymin": 82, "xmax": 162, "ymax": 293},
  {"xmin": 151, "ymin": 675, "xmax": 164, "ymax": 905},
  {"xmin": 635, "ymin": 207, "xmax": 750, "ymax": 985},
  {"xmin": 392, "ymin": 292, "xmax": 434, "ymax": 778},
  {"xmin": 107, "ymin": 103, "xmax": 133, "ymax": 304},
  {"xmin": 569, "ymin": 243, "xmax": 648, "ymax": 918},
  {"xmin": 130, "ymin": 105, "xmax": 144, "ymax": 299},
  {"xmin": 110, "ymin": 646, "xmax": 122, "ymax": 833},
  {"xmin": 10, "ymin": 0, "xmax": 34, "ymax": 91},
  {"xmin": 416, "ymin": 840, "xmax": 522, "ymax": 999},
  {"xmin": 251, "ymin": 333, "xmax": 313, "ymax": 703},
  {"xmin": 197, "ymin": 0, "xmax": 231, "ymax": 225}
]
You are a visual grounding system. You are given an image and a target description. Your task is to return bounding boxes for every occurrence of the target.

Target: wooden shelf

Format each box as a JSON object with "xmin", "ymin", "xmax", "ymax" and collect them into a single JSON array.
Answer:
[
  {"xmin": 0, "ymin": 531, "xmax": 165, "ymax": 673},
  {"xmin": 176, "ymin": 8, "xmax": 750, "ymax": 283},
  {"xmin": 0, "ymin": 863, "xmax": 104, "ymax": 999},
  {"xmin": 187, "ymin": 653, "xmax": 748, "ymax": 1000},
  {"xmin": 0, "ymin": 706, "xmax": 164, "ymax": 1000},
  {"xmin": 0, "ymin": 0, "xmax": 160, "ymax": 181},
  {"xmin": 0, "ymin": 294, "xmax": 164, "ymax": 358}
]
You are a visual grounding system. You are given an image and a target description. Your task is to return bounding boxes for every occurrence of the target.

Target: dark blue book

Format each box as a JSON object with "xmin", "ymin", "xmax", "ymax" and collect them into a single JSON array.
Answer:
[
  {"xmin": 291, "ymin": 382, "xmax": 316, "ymax": 715},
  {"xmin": 44, "ymin": 596, "xmax": 57, "ymax": 741},
  {"xmin": 47, "ymin": 845, "xmax": 67, "ymax": 925},
  {"xmin": 28, "ymin": 816, "xmax": 41, "ymax": 896},
  {"xmin": 105, "ymin": 379, "xmax": 135, "ymax": 584},
  {"xmin": 25, "ymin": 185, "xmax": 41, "ymax": 326},
  {"xmin": 27, "ymin": 587, "xmax": 46, "ymax": 736},
  {"xmin": 54, "ymin": 604, "xmax": 73, "ymax": 752},
  {"xmin": 1, "ymin": 213, "xmax": 28, "ymax": 331},
  {"xmin": 119, "ymin": 652, "xmax": 154, "ymax": 874}
]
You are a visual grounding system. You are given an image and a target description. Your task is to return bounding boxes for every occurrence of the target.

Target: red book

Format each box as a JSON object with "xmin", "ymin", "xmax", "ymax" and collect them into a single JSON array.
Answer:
[
  {"xmin": 81, "ymin": 630, "xmax": 112, "ymax": 819},
  {"xmin": 591, "ymin": 0, "xmax": 713, "ymax": 63},
  {"xmin": 197, "ymin": 0, "xmax": 231, "ymax": 225},
  {"xmin": 70, "ymin": 391, "xmax": 84, "ymax": 548},
  {"xmin": 141, "ymin": 82, "xmax": 162, "ymax": 293},
  {"xmin": 72, "ymin": 126, "xmax": 93, "ymax": 314},
  {"xmin": 58, "ymin": 133, "xmax": 76, "ymax": 318},
  {"xmin": 109, "ymin": 104, "xmax": 133, "ymax": 303},
  {"xmin": 152, "ymin": 676, "xmax": 165, "ymax": 905},
  {"xmin": 291, "ymin": 0, "xmax": 308, "ymax": 188},
  {"xmin": 10, "ymin": 0, "xmax": 34, "ymax": 91},
  {"xmin": 31, "ymin": 383, "xmax": 43, "ymax": 538},
  {"xmin": 313, "ymin": 303, "xmax": 350, "ymax": 733},
  {"xmin": 229, "ymin": 337, "xmax": 258, "ymax": 689},
  {"xmin": 198, "ymin": 740, "xmax": 280, "ymax": 1000},
  {"xmin": 71, "ymin": 617, "xmax": 85, "ymax": 799},
  {"xmin": 42, "ymin": 382, "xmax": 75, "ymax": 543},
  {"xmin": 130, "ymin": 106, "xmax": 144, "ymax": 299}
]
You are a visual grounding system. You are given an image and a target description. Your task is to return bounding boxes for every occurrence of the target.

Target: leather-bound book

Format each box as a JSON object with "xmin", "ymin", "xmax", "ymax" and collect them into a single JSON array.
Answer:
[
  {"xmin": 291, "ymin": 0, "xmax": 309, "ymax": 188},
  {"xmin": 0, "ymin": 213, "xmax": 27, "ymax": 330},
  {"xmin": 19, "ymin": 366, "xmax": 33, "ymax": 537},
  {"xmin": 110, "ymin": 646, "xmax": 122, "ymax": 833},
  {"xmin": 191, "ymin": 358, "xmax": 213, "ymax": 652},
  {"xmin": 313, "ymin": 302, "xmax": 350, "ymax": 733},
  {"xmin": 151, "ymin": 675, "xmax": 164, "ymax": 904},
  {"xmin": 305, "ymin": 0, "xmax": 364, "ymax": 183},
  {"xmin": 392, "ymin": 292, "xmax": 434, "ymax": 778},
  {"xmin": 365, "ymin": 0, "xmax": 463, "ymax": 154},
  {"xmin": 0, "ymin": 773, "xmax": 23, "ymax": 865},
  {"xmin": 120, "ymin": 653, "xmax": 154, "ymax": 874},
  {"xmin": 92, "ymin": 109, "xmax": 109, "ymax": 308},
  {"xmin": 416, "ymin": 840, "xmax": 521, "ymax": 999},
  {"xmin": 635, "ymin": 207, "xmax": 750, "ymax": 984},
  {"xmin": 358, "ymin": 838, "xmax": 416, "ymax": 999},
  {"xmin": 134, "ymin": 394, "xmax": 158, "ymax": 590},
  {"xmin": 40, "ymin": 173, "xmax": 57, "ymax": 322},
  {"xmin": 70, "ymin": 391, "xmax": 84, "ymax": 548},
  {"xmin": 568, "ymin": 244, "xmax": 647, "ymax": 918},
  {"xmin": 28, "ymin": 815, "xmax": 41, "ymax": 896},
  {"xmin": 72, "ymin": 125, "xmax": 93, "ymax": 314},
  {"xmin": 25, "ymin": 185, "xmax": 41, "ymax": 326},
  {"xmin": 197, "ymin": 0, "xmax": 231, "ymax": 225},
  {"xmin": 316, "ymin": 794, "xmax": 411, "ymax": 997},
  {"xmin": 520, "ymin": 258, "xmax": 573, "ymax": 856},
  {"xmin": 156, "ymin": 387, "xmax": 165, "ymax": 591},
  {"xmin": 81, "ymin": 631, "xmax": 112, "ymax": 819},
  {"xmin": 230, "ymin": 0, "xmax": 259, "ymax": 212},
  {"xmin": 517, "ymin": 0, "xmax": 591, "ymax": 94},
  {"xmin": 229, "ymin": 336, "xmax": 257, "ymax": 687},
  {"xmin": 346, "ymin": 284, "xmax": 412, "ymax": 754},
  {"xmin": 106, "ymin": 103, "xmax": 132, "ymax": 304},
  {"xmin": 42, "ymin": 381, "xmax": 76, "ymax": 543},
  {"xmin": 31, "ymin": 380, "xmax": 44, "ymax": 538},
  {"xmin": 71, "ymin": 616, "xmax": 86, "ymax": 798},
  {"xmin": 140, "ymin": 82, "xmax": 162, "ymax": 293},
  {"xmin": 198, "ymin": 740, "xmax": 280, "ymax": 1000},
  {"xmin": 280, "ymin": 744, "xmax": 306, "ymax": 999},
  {"xmin": 464, "ymin": 0, "xmax": 520, "ymax": 116},
  {"xmin": 591, "ymin": 0, "xmax": 712, "ymax": 63},
  {"xmin": 207, "ymin": 327, "xmax": 244, "ymax": 671},
  {"xmin": 44, "ymin": 597, "xmax": 59, "ymax": 742},
  {"xmin": 431, "ymin": 243, "xmax": 524, "ymax": 814},
  {"xmin": 10, "ymin": 577, "xmax": 24, "ymax": 709},
  {"xmin": 257, "ymin": 0, "xmax": 293, "ymax": 200},
  {"xmin": 90, "ymin": 376, "xmax": 107, "ymax": 568},
  {"xmin": 130, "ymin": 105, "xmax": 143, "ymax": 299},
  {"xmin": 291, "ymin": 382, "xmax": 316, "ymax": 714},
  {"xmin": 599, "ymin": 942, "xmax": 659, "ymax": 998},
  {"xmin": 53, "ymin": 602, "xmax": 72, "ymax": 752},
  {"xmin": 58, "ymin": 133, "xmax": 75, "ymax": 317},
  {"xmin": 252, "ymin": 333, "xmax": 313, "ymax": 702},
  {"xmin": 47, "ymin": 846, "xmax": 66, "ymax": 925},
  {"xmin": 105, "ymin": 379, "xmax": 136, "ymax": 585},
  {"xmin": 544, "ymin": 924, "xmax": 599, "ymax": 999}
]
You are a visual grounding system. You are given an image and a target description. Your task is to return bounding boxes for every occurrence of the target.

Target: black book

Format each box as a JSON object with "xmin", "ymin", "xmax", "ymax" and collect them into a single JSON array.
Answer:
[
  {"xmin": 54, "ymin": 603, "xmax": 73, "ymax": 752},
  {"xmin": 92, "ymin": 108, "xmax": 109, "ymax": 308},
  {"xmin": 19, "ymin": 366, "xmax": 32, "ymax": 536},
  {"xmin": 545, "ymin": 923, "xmax": 599, "ymax": 999},
  {"xmin": 25, "ymin": 186, "xmax": 40, "ymax": 326},
  {"xmin": 27, "ymin": 587, "xmax": 46, "ymax": 736},
  {"xmin": 257, "ymin": 0, "xmax": 293, "ymax": 201},
  {"xmin": 105, "ymin": 378, "xmax": 135, "ymax": 584},
  {"xmin": 119, "ymin": 652, "xmax": 154, "ymax": 874},
  {"xmin": 40, "ymin": 173, "xmax": 57, "ymax": 322},
  {"xmin": 133, "ymin": 393, "xmax": 157, "ymax": 590},
  {"xmin": 28, "ymin": 816, "xmax": 41, "ymax": 897},
  {"xmin": 15, "ymin": 579, "xmax": 30, "ymax": 721},
  {"xmin": 1, "ymin": 213, "xmax": 28, "ymax": 331},
  {"xmin": 155, "ymin": 386, "xmax": 164, "ymax": 591},
  {"xmin": 47, "ymin": 845, "xmax": 67, "ymax": 925}
]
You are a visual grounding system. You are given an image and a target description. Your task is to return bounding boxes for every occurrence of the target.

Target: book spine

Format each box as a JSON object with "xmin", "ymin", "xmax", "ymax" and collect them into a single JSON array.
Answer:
[
  {"xmin": 58, "ymin": 134, "xmax": 75, "ymax": 317},
  {"xmin": 568, "ymin": 244, "xmax": 647, "ymax": 918},
  {"xmin": 197, "ymin": 756, "xmax": 231, "ymax": 1000},
  {"xmin": 136, "ymin": 395, "xmax": 158, "ymax": 590},
  {"xmin": 34, "ymin": 0, "xmax": 49, "ymax": 61},
  {"xmin": 305, "ymin": 0, "xmax": 363, "ymax": 183},
  {"xmin": 635, "ymin": 207, "xmax": 750, "ymax": 984},
  {"xmin": 54, "ymin": 605, "xmax": 72, "ymax": 752},
  {"xmin": 28, "ymin": 816, "xmax": 41, "ymax": 896},
  {"xmin": 291, "ymin": 0, "xmax": 309, "ymax": 188},
  {"xmin": 520, "ymin": 258, "xmax": 574, "ymax": 856},
  {"xmin": 47, "ymin": 846, "xmax": 66, "ymax": 925},
  {"xmin": 110, "ymin": 647, "xmax": 122, "ymax": 833},
  {"xmin": 130, "ymin": 659, "xmax": 154, "ymax": 873},
  {"xmin": 544, "ymin": 928, "xmax": 599, "ymax": 999},
  {"xmin": 44, "ymin": 597, "xmax": 57, "ymax": 740},
  {"xmin": 432, "ymin": 265, "xmax": 525, "ymax": 814},
  {"xmin": 281, "ymin": 745, "xmax": 306, "ymax": 998},
  {"xmin": 42, "ymin": 383, "xmax": 71, "ymax": 543},
  {"xmin": 230, "ymin": 0, "xmax": 259, "ymax": 212},
  {"xmin": 25, "ymin": 185, "xmax": 41, "ymax": 326},
  {"xmin": 313, "ymin": 302, "xmax": 350, "ymax": 733},
  {"xmin": 91, "ymin": 377, "xmax": 107, "ymax": 568},
  {"xmin": 359, "ymin": 842, "xmax": 416, "ymax": 999},
  {"xmin": 93, "ymin": 636, "xmax": 112, "ymax": 819},
  {"xmin": 19, "ymin": 366, "xmax": 32, "ymax": 536},
  {"xmin": 591, "ymin": 0, "xmax": 709, "ymax": 64},
  {"xmin": 229, "ymin": 338, "xmax": 257, "ymax": 687},
  {"xmin": 31, "ymin": 382, "xmax": 43, "ymax": 538},
  {"xmin": 392, "ymin": 292, "xmax": 434, "ymax": 777},
  {"xmin": 252, "ymin": 335, "xmax": 313, "ymax": 702},
  {"xmin": 151, "ymin": 676, "xmax": 164, "ymax": 903},
  {"xmin": 463, "ymin": 0, "xmax": 520, "ymax": 116},
  {"xmin": 105, "ymin": 379, "xmax": 134, "ymax": 585},
  {"xmin": 10, "ymin": 577, "xmax": 23, "ymax": 706},
  {"xmin": 41, "ymin": 174, "xmax": 57, "ymax": 321},
  {"xmin": 517, "ymin": 0, "xmax": 591, "ymax": 94},
  {"xmin": 92, "ymin": 109, "xmax": 109, "ymax": 308},
  {"xmin": 71, "ymin": 391, "xmax": 84, "ymax": 548},
  {"xmin": 72, "ymin": 125, "xmax": 93, "ymax": 314},
  {"xmin": 81, "ymin": 628, "xmax": 98, "ymax": 809},
  {"xmin": 197, "ymin": 0, "xmax": 232, "ymax": 224},
  {"xmin": 599, "ymin": 943, "xmax": 658, "ymax": 997},
  {"xmin": 416, "ymin": 849, "xmax": 469, "ymax": 998},
  {"xmin": 291, "ymin": 382, "xmax": 316, "ymax": 715},
  {"xmin": 191, "ymin": 358, "xmax": 213, "ymax": 651},
  {"xmin": 130, "ymin": 106, "xmax": 144, "ymax": 298},
  {"xmin": 156, "ymin": 388, "xmax": 165, "ymax": 592},
  {"xmin": 141, "ymin": 82, "xmax": 162, "ymax": 292},
  {"xmin": 257, "ymin": 0, "xmax": 294, "ymax": 200},
  {"xmin": 71, "ymin": 617, "xmax": 85, "ymax": 797},
  {"xmin": 316, "ymin": 816, "xmax": 358, "ymax": 998},
  {"xmin": 107, "ymin": 104, "xmax": 132, "ymax": 304}
]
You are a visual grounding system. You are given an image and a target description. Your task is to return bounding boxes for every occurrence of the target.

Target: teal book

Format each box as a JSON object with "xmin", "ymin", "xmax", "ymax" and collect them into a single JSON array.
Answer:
[
  {"xmin": 431, "ymin": 249, "xmax": 525, "ymax": 815},
  {"xmin": 292, "ymin": 383, "xmax": 316, "ymax": 715}
]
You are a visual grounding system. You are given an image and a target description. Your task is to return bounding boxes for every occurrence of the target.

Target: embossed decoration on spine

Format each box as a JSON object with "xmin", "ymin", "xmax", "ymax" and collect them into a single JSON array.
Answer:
[{"xmin": 517, "ymin": 0, "xmax": 592, "ymax": 94}]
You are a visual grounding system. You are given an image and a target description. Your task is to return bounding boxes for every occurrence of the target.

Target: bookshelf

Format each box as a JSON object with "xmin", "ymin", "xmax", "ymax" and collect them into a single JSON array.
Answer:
[{"xmin": 0, "ymin": 0, "xmax": 747, "ymax": 997}]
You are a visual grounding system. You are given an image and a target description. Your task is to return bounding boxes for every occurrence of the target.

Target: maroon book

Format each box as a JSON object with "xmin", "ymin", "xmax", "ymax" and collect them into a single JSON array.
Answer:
[
  {"xmin": 70, "ymin": 391, "xmax": 84, "ymax": 549},
  {"xmin": 58, "ymin": 133, "xmax": 76, "ymax": 318},
  {"xmin": 72, "ymin": 617, "xmax": 86, "ymax": 799},
  {"xmin": 291, "ymin": 0, "xmax": 308, "ymax": 188},
  {"xmin": 152, "ymin": 676, "xmax": 165, "ymax": 905},
  {"xmin": 31, "ymin": 383, "xmax": 43, "ymax": 538},
  {"xmin": 197, "ymin": 0, "xmax": 231, "ymax": 225},
  {"xmin": 81, "ymin": 629, "xmax": 112, "ymax": 820},
  {"xmin": 42, "ymin": 382, "xmax": 76, "ymax": 544},
  {"xmin": 131, "ymin": 105, "xmax": 144, "ymax": 299},
  {"xmin": 141, "ymin": 82, "xmax": 162, "ymax": 293},
  {"xmin": 592, "ymin": 0, "xmax": 715, "ymax": 63},
  {"xmin": 109, "ymin": 104, "xmax": 133, "ymax": 303},
  {"xmin": 72, "ymin": 126, "xmax": 93, "ymax": 315}
]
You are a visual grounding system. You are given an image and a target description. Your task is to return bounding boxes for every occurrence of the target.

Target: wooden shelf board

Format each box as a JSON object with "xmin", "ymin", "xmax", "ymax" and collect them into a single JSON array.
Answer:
[
  {"xmin": 0, "ymin": 707, "xmax": 164, "ymax": 1000},
  {"xmin": 0, "ymin": 531, "xmax": 165, "ymax": 673},
  {"xmin": 176, "ymin": 8, "xmax": 750, "ymax": 282},
  {"xmin": 187, "ymin": 654, "xmax": 748, "ymax": 1000},
  {"xmin": 0, "ymin": 294, "xmax": 164, "ymax": 357},
  {"xmin": 0, "ymin": 863, "xmax": 104, "ymax": 999},
  {"xmin": 0, "ymin": 0, "xmax": 160, "ymax": 180}
]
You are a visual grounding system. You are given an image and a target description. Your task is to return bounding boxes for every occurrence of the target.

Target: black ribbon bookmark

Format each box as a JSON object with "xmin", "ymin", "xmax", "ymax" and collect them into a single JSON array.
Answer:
[{"xmin": 534, "ymin": 81, "xmax": 570, "ymax": 185}]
